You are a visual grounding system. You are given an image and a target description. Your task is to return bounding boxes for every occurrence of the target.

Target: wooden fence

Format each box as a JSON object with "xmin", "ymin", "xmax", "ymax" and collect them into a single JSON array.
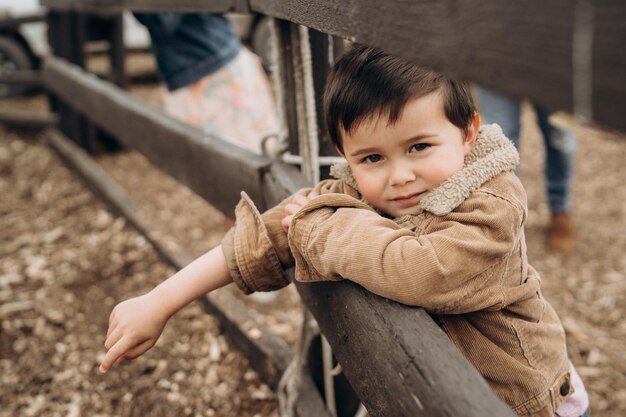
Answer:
[{"xmin": 35, "ymin": 1, "xmax": 626, "ymax": 416}]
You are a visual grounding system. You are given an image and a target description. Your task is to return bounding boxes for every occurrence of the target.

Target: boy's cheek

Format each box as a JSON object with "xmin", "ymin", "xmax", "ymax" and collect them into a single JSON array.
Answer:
[{"xmin": 356, "ymin": 182, "xmax": 381, "ymax": 205}]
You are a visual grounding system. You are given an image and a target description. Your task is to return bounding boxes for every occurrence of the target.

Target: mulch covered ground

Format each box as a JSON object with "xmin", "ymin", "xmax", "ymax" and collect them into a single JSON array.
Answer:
[{"xmin": 1, "ymin": 75, "xmax": 625, "ymax": 416}]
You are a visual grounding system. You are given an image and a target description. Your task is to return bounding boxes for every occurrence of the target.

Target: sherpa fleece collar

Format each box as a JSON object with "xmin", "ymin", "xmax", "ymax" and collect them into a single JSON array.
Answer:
[{"xmin": 329, "ymin": 123, "xmax": 520, "ymax": 216}]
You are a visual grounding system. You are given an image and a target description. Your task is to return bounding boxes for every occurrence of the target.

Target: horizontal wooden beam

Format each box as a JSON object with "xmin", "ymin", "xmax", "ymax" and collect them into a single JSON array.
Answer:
[
  {"xmin": 40, "ymin": 0, "xmax": 119, "ymax": 14},
  {"xmin": 0, "ymin": 13, "xmax": 46, "ymax": 28},
  {"xmin": 0, "ymin": 110, "xmax": 58, "ymax": 130},
  {"xmin": 45, "ymin": 127, "xmax": 331, "ymax": 417},
  {"xmin": 250, "ymin": 0, "xmax": 625, "ymax": 133},
  {"xmin": 42, "ymin": 0, "xmax": 626, "ymax": 132},
  {"xmin": 258, "ymin": 0, "xmax": 565, "ymax": 103},
  {"xmin": 42, "ymin": 55, "xmax": 272, "ymax": 215},
  {"xmin": 590, "ymin": 2, "xmax": 626, "ymax": 131},
  {"xmin": 295, "ymin": 280, "xmax": 516, "ymax": 417},
  {"xmin": 0, "ymin": 70, "xmax": 41, "ymax": 87},
  {"xmin": 41, "ymin": 0, "xmax": 248, "ymax": 13}
]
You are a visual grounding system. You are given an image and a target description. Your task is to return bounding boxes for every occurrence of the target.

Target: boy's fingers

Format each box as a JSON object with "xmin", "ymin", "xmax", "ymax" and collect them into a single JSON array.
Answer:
[
  {"xmin": 107, "ymin": 311, "xmax": 121, "ymax": 339},
  {"xmin": 113, "ymin": 355, "xmax": 126, "ymax": 366},
  {"xmin": 106, "ymin": 315, "xmax": 121, "ymax": 338},
  {"xmin": 108, "ymin": 308, "xmax": 118, "ymax": 326},
  {"xmin": 292, "ymin": 194, "xmax": 309, "ymax": 206},
  {"xmin": 284, "ymin": 203, "xmax": 301, "ymax": 216},
  {"xmin": 307, "ymin": 190, "xmax": 320, "ymax": 199},
  {"xmin": 281, "ymin": 215, "xmax": 293, "ymax": 233},
  {"xmin": 106, "ymin": 322, "xmax": 115, "ymax": 339},
  {"xmin": 100, "ymin": 336, "xmax": 135, "ymax": 373},
  {"xmin": 121, "ymin": 339, "xmax": 153, "ymax": 361},
  {"xmin": 294, "ymin": 188, "xmax": 311, "ymax": 197},
  {"xmin": 286, "ymin": 198, "xmax": 310, "ymax": 214},
  {"xmin": 104, "ymin": 325, "xmax": 123, "ymax": 350}
]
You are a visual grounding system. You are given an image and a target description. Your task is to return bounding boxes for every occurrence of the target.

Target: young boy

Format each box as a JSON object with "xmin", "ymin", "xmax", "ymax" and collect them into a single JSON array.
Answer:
[{"xmin": 100, "ymin": 45, "xmax": 589, "ymax": 417}]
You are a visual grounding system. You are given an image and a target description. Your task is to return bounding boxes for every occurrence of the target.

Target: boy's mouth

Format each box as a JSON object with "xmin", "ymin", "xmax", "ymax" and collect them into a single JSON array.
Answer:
[{"xmin": 392, "ymin": 191, "xmax": 424, "ymax": 206}]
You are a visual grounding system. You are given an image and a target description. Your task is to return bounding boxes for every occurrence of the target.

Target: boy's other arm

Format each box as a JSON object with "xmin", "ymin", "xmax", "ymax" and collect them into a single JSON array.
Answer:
[
  {"xmin": 99, "ymin": 245, "xmax": 232, "ymax": 373},
  {"xmin": 281, "ymin": 189, "xmax": 319, "ymax": 232},
  {"xmin": 287, "ymin": 193, "xmax": 521, "ymax": 312},
  {"xmin": 223, "ymin": 179, "xmax": 356, "ymax": 294}
]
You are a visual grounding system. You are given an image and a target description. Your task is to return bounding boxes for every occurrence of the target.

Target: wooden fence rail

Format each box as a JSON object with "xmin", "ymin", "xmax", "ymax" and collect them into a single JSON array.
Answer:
[
  {"xmin": 43, "ymin": 56, "xmax": 271, "ymax": 215},
  {"xmin": 42, "ymin": 0, "xmax": 626, "ymax": 133},
  {"xmin": 38, "ymin": 0, "xmax": 625, "ymax": 416}
]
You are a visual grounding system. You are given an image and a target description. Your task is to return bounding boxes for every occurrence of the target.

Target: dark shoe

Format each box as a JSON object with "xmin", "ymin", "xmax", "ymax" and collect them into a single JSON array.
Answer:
[{"xmin": 547, "ymin": 213, "xmax": 576, "ymax": 252}]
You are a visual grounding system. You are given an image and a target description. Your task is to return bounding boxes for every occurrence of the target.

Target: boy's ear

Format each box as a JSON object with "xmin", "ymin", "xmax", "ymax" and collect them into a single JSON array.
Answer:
[
  {"xmin": 335, "ymin": 146, "xmax": 346, "ymax": 158},
  {"xmin": 463, "ymin": 113, "xmax": 481, "ymax": 154}
]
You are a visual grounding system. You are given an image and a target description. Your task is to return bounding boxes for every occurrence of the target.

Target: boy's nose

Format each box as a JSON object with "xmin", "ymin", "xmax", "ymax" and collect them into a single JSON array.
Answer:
[{"xmin": 389, "ymin": 162, "xmax": 417, "ymax": 186}]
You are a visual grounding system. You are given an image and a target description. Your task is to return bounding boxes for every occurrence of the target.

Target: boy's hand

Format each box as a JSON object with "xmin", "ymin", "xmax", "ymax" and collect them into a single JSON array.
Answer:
[
  {"xmin": 281, "ymin": 189, "xmax": 319, "ymax": 233},
  {"xmin": 99, "ymin": 292, "xmax": 169, "ymax": 373}
]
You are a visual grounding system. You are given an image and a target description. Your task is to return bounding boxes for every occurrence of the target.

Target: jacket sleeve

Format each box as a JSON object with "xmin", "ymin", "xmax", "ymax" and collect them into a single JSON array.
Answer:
[
  {"xmin": 287, "ymin": 190, "xmax": 524, "ymax": 313},
  {"xmin": 221, "ymin": 179, "xmax": 359, "ymax": 294}
]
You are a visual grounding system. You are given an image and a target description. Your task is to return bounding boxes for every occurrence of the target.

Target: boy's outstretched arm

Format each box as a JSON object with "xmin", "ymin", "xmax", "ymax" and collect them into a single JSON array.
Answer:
[{"xmin": 99, "ymin": 245, "xmax": 232, "ymax": 373}]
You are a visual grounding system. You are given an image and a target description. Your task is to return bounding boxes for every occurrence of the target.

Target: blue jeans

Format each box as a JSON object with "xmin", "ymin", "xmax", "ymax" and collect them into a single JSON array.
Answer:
[
  {"xmin": 476, "ymin": 87, "xmax": 576, "ymax": 214},
  {"xmin": 134, "ymin": 13, "xmax": 242, "ymax": 91},
  {"xmin": 580, "ymin": 408, "xmax": 591, "ymax": 417}
]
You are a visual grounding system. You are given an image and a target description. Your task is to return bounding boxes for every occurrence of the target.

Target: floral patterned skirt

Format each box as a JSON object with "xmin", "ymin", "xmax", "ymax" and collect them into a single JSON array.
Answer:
[{"xmin": 164, "ymin": 47, "xmax": 280, "ymax": 154}]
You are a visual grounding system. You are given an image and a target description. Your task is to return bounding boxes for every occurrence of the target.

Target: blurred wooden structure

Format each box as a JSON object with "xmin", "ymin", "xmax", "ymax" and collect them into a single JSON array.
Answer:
[{"xmin": 39, "ymin": 1, "xmax": 625, "ymax": 416}]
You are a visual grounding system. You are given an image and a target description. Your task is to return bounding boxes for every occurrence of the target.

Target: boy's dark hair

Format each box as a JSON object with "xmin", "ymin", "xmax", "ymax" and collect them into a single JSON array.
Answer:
[{"xmin": 324, "ymin": 44, "xmax": 477, "ymax": 152}]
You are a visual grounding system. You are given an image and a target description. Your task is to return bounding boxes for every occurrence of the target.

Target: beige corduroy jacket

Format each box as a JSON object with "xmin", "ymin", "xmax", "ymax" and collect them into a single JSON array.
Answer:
[{"xmin": 221, "ymin": 124, "xmax": 572, "ymax": 416}]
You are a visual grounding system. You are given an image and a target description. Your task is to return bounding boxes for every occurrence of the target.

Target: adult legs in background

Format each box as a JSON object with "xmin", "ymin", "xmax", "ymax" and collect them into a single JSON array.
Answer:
[
  {"xmin": 137, "ymin": 13, "xmax": 281, "ymax": 302},
  {"xmin": 476, "ymin": 86, "xmax": 576, "ymax": 252},
  {"xmin": 164, "ymin": 47, "xmax": 279, "ymax": 154},
  {"xmin": 475, "ymin": 87, "xmax": 521, "ymax": 148},
  {"xmin": 135, "ymin": 13, "xmax": 279, "ymax": 154},
  {"xmin": 536, "ymin": 108, "xmax": 576, "ymax": 251}
]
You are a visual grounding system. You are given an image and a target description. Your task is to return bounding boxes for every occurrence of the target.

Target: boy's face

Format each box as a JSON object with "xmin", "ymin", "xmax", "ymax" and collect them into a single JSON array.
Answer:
[{"xmin": 338, "ymin": 92, "xmax": 479, "ymax": 217}]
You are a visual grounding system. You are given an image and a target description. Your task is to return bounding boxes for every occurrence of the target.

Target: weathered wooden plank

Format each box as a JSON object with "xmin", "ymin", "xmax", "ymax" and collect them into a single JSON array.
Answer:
[
  {"xmin": 106, "ymin": 13, "xmax": 127, "ymax": 88},
  {"xmin": 251, "ymin": 0, "xmax": 573, "ymax": 110},
  {"xmin": 41, "ymin": 0, "xmax": 246, "ymax": 13},
  {"xmin": 591, "ymin": 1, "xmax": 626, "ymax": 132},
  {"xmin": 45, "ymin": 127, "xmax": 332, "ymax": 417},
  {"xmin": 46, "ymin": 127, "xmax": 141, "ymax": 224},
  {"xmin": 0, "ymin": 13, "xmax": 46, "ymax": 28},
  {"xmin": 251, "ymin": 0, "xmax": 626, "ymax": 133},
  {"xmin": 0, "ymin": 110, "xmax": 58, "ymax": 130},
  {"xmin": 308, "ymin": 29, "xmax": 340, "ymax": 159},
  {"xmin": 46, "ymin": 11, "xmax": 89, "ymax": 150},
  {"xmin": 273, "ymin": 20, "xmax": 301, "ymax": 158},
  {"xmin": 120, "ymin": 0, "xmax": 249, "ymax": 13},
  {"xmin": 295, "ymin": 280, "xmax": 516, "ymax": 417},
  {"xmin": 41, "ymin": 0, "xmax": 626, "ymax": 131},
  {"xmin": 0, "ymin": 70, "xmax": 41, "ymax": 87},
  {"xmin": 40, "ymin": 0, "xmax": 124, "ymax": 12},
  {"xmin": 42, "ymin": 55, "xmax": 272, "ymax": 214}
]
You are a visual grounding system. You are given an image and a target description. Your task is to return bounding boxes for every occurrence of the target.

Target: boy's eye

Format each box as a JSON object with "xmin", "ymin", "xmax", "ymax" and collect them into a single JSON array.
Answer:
[
  {"xmin": 410, "ymin": 143, "xmax": 430, "ymax": 152},
  {"xmin": 363, "ymin": 154, "xmax": 383, "ymax": 164}
]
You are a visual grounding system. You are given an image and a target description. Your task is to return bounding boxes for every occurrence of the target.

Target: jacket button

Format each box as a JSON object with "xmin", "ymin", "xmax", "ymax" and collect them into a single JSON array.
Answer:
[{"xmin": 560, "ymin": 380, "xmax": 570, "ymax": 396}]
